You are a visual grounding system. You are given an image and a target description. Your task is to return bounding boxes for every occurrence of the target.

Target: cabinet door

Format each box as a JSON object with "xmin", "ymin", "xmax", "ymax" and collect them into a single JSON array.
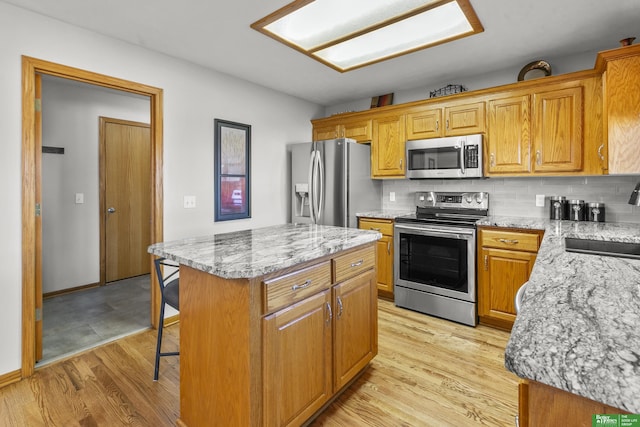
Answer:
[
  {"xmin": 444, "ymin": 101, "xmax": 486, "ymax": 136},
  {"xmin": 263, "ymin": 290, "xmax": 332, "ymax": 427},
  {"xmin": 313, "ymin": 123, "xmax": 339, "ymax": 141},
  {"xmin": 532, "ymin": 87, "xmax": 583, "ymax": 172},
  {"xmin": 342, "ymin": 119, "xmax": 372, "ymax": 142},
  {"xmin": 375, "ymin": 236, "xmax": 394, "ymax": 296},
  {"xmin": 486, "ymin": 95, "xmax": 531, "ymax": 174},
  {"xmin": 333, "ymin": 270, "xmax": 377, "ymax": 391},
  {"xmin": 371, "ymin": 113, "xmax": 406, "ymax": 177},
  {"xmin": 478, "ymin": 248, "xmax": 537, "ymax": 330},
  {"xmin": 406, "ymin": 107, "xmax": 442, "ymax": 139},
  {"xmin": 606, "ymin": 55, "xmax": 640, "ymax": 174}
]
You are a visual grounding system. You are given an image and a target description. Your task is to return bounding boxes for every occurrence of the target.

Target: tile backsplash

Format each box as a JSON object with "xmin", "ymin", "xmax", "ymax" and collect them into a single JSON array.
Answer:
[{"xmin": 382, "ymin": 176, "xmax": 640, "ymax": 223}]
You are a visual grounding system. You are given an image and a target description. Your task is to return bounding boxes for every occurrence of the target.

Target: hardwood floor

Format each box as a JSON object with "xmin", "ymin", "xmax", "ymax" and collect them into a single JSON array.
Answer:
[{"xmin": 0, "ymin": 299, "xmax": 519, "ymax": 426}]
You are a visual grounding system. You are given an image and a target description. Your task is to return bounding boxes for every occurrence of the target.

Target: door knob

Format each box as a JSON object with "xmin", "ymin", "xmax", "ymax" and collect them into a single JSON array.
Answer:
[{"xmin": 107, "ymin": 207, "xmax": 116, "ymax": 214}]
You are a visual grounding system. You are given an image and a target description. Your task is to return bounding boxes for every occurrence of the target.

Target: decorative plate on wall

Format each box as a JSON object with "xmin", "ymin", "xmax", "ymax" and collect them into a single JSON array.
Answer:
[{"xmin": 517, "ymin": 60, "xmax": 552, "ymax": 81}]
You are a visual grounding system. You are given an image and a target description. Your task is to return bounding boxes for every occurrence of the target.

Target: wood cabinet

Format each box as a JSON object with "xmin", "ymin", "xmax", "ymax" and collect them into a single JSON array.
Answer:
[
  {"xmin": 597, "ymin": 44, "xmax": 640, "ymax": 174},
  {"xmin": 371, "ymin": 112, "xmax": 406, "ymax": 177},
  {"xmin": 486, "ymin": 84, "xmax": 586, "ymax": 176},
  {"xmin": 477, "ymin": 227, "xmax": 543, "ymax": 330},
  {"xmin": 263, "ymin": 245, "xmax": 377, "ymax": 426},
  {"xmin": 406, "ymin": 101, "xmax": 485, "ymax": 140},
  {"xmin": 312, "ymin": 118, "xmax": 372, "ymax": 143},
  {"xmin": 518, "ymin": 380, "xmax": 627, "ymax": 427},
  {"xmin": 178, "ymin": 243, "xmax": 377, "ymax": 427},
  {"xmin": 358, "ymin": 218, "xmax": 394, "ymax": 298}
]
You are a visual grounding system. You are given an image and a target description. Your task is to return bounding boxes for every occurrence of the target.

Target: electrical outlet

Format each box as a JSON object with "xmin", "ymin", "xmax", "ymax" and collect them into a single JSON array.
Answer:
[
  {"xmin": 390, "ymin": 192, "xmax": 396, "ymax": 202},
  {"xmin": 184, "ymin": 195, "xmax": 196, "ymax": 209},
  {"xmin": 535, "ymin": 194, "xmax": 545, "ymax": 207}
]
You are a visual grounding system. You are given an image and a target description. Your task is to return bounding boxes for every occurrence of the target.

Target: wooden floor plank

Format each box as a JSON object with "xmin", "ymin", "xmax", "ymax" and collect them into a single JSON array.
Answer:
[{"xmin": 0, "ymin": 299, "xmax": 518, "ymax": 426}]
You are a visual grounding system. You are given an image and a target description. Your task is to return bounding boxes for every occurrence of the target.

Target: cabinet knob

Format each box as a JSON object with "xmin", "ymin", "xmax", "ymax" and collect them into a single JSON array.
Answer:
[
  {"xmin": 597, "ymin": 144, "xmax": 605, "ymax": 161},
  {"xmin": 536, "ymin": 150, "xmax": 542, "ymax": 165},
  {"xmin": 337, "ymin": 296, "xmax": 343, "ymax": 318},
  {"xmin": 399, "ymin": 158, "xmax": 403, "ymax": 169},
  {"xmin": 326, "ymin": 302, "xmax": 333, "ymax": 325},
  {"xmin": 436, "ymin": 120, "xmax": 439, "ymax": 132},
  {"xmin": 446, "ymin": 119, "xmax": 450, "ymax": 130},
  {"xmin": 484, "ymin": 254, "xmax": 488, "ymax": 271},
  {"xmin": 490, "ymin": 153, "xmax": 495, "ymax": 167},
  {"xmin": 387, "ymin": 241, "xmax": 391, "ymax": 255}
]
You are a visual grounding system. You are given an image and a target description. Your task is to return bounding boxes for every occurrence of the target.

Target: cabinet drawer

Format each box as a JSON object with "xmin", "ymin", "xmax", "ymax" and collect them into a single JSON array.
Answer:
[
  {"xmin": 480, "ymin": 229, "xmax": 542, "ymax": 252},
  {"xmin": 359, "ymin": 218, "xmax": 393, "ymax": 236},
  {"xmin": 333, "ymin": 246, "xmax": 375, "ymax": 283},
  {"xmin": 264, "ymin": 262, "xmax": 332, "ymax": 313}
]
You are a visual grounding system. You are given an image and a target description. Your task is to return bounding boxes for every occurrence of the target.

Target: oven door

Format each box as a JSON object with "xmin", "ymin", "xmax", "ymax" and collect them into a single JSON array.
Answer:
[{"xmin": 394, "ymin": 223, "xmax": 476, "ymax": 302}]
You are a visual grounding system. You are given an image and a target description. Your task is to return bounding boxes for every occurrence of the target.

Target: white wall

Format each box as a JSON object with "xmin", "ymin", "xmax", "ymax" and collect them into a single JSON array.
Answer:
[
  {"xmin": 41, "ymin": 78, "xmax": 150, "ymax": 294},
  {"xmin": 325, "ymin": 50, "xmax": 599, "ymax": 116},
  {"xmin": 0, "ymin": 2, "xmax": 323, "ymax": 376}
]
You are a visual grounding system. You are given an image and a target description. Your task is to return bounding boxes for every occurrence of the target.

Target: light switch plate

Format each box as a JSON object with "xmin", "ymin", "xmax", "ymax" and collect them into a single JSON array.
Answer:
[
  {"xmin": 535, "ymin": 194, "xmax": 545, "ymax": 207},
  {"xmin": 184, "ymin": 195, "xmax": 196, "ymax": 209},
  {"xmin": 75, "ymin": 193, "xmax": 84, "ymax": 204},
  {"xmin": 390, "ymin": 191, "xmax": 396, "ymax": 202}
]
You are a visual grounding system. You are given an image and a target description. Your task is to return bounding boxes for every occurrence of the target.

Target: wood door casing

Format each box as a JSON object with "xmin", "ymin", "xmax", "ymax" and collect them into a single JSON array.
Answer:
[
  {"xmin": 34, "ymin": 73, "xmax": 43, "ymax": 362},
  {"xmin": 101, "ymin": 118, "xmax": 151, "ymax": 283}
]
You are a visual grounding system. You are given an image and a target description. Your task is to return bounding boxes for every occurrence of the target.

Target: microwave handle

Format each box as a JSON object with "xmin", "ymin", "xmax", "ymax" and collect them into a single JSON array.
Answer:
[{"xmin": 459, "ymin": 140, "xmax": 465, "ymax": 175}]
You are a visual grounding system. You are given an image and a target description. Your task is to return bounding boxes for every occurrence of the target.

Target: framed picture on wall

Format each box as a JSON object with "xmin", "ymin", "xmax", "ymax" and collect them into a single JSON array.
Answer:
[{"xmin": 214, "ymin": 119, "xmax": 251, "ymax": 221}]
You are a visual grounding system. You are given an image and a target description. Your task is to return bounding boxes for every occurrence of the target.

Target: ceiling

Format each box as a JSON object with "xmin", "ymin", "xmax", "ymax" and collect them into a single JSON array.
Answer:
[{"xmin": 5, "ymin": 0, "xmax": 640, "ymax": 106}]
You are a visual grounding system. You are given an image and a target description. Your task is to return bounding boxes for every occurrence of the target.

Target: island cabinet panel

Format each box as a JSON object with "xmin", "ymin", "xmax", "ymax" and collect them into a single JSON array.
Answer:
[
  {"xmin": 371, "ymin": 112, "xmax": 406, "ymax": 177},
  {"xmin": 263, "ymin": 290, "xmax": 332, "ymax": 427},
  {"xmin": 333, "ymin": 270, "xmax": 378, "ymax": 391},
  {"xmin": 518, "ymin": 381, "xmax": 627, "ymax": 427},
  {"xmin": 487, "ymin": 95, "xmax": 531, "ymax": 174},
  {"xmin": 532, "ymin": 86, "xmax": 583, "ymax": 172},
  {"xmin": 332, "ymin": 245, "xmax": 375, "ymax": 282},
  {"xmin": 477, "ymin": 227, "xmax": 543, "ymax": 330},
  {"xmin": 264, "ymin": 261, "xmax": 332, "ymax": 313}
]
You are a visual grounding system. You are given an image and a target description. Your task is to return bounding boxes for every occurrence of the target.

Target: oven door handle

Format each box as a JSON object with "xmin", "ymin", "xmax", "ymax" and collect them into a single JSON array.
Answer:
[{"xmin": 395, "ymin": 224, "xmax": 474, "ymax": 239}]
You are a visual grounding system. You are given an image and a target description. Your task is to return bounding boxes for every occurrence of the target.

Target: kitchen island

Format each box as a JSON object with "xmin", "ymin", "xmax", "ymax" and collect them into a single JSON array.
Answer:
[
  {"xmin": 478, "ymin": 217, "xmax": 640, "ymax": 422},
  {"xmin": 148, "ymin": 223, "xmax": 381, "ymax": 427}
]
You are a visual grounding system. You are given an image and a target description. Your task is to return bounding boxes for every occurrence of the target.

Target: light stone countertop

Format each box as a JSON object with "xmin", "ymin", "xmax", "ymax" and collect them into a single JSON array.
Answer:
[
  {"xmin": 147, "ymin": 223, "xmax": 381, "ymax": 279},
  {"xmin": 356, "ymin": 210, "xmax": 414, "ymax": 220},
  {"xmin": 478, "ymin": 216, "xmax": 640, "ymax": 413}
]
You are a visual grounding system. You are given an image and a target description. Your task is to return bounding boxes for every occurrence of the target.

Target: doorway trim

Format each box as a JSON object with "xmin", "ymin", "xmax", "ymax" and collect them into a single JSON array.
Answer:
[{"xmin": 21, "ymin": 56, "xmax": 164, "ymax": 378}]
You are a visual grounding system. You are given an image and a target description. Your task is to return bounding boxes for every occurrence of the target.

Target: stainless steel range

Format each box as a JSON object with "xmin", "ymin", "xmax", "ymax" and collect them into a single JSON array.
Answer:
[{"xmin": 394, "ymin": 191, "xmax": 489, "ymax": 326}]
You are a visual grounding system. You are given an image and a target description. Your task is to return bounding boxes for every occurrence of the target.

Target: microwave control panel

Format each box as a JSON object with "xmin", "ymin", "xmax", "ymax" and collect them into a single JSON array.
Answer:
[{"xmin": 464, "ymin": 145, "xmax": 479, "ymax": 168}]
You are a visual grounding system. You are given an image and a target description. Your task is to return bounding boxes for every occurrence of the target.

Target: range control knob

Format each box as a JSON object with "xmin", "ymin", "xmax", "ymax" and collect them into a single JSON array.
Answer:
[
  {"xmin": 464, "ymin": 194, "xmax": 473, "ymax": 204},
  {"xmin": 475, "ymin": 193, "xmax": 484, "ymax": 204}
]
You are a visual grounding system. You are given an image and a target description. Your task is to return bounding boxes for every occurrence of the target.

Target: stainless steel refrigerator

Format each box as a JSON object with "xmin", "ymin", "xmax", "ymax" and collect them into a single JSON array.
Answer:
[{"xmin": 290, "ymin": 138, "xmax": 381, "ymax": 228}]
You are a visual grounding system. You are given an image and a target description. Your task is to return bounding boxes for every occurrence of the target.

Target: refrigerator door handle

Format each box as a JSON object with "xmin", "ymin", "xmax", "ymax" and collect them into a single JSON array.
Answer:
[
  {"xmin": 316, "ymin": 149, "xmax": 324, "ymax": 222},
  {"xmin": 308, "ymin": 149, "xmax": 317, "ymax": 223}
]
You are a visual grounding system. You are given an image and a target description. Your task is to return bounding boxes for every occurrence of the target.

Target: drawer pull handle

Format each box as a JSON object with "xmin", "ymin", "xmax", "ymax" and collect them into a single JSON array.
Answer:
[
  {"xmin": 370, "ymin": 227, "xmax": 381, "ymax": 231},
  {"xmin": 597, "ymin": 143, "xmax": 605, "ymax": 161},
  {"xmin": 498, "ymin": 238, "xmax": 519, "ymax": 244},
  {"xmin": 350, "ymin": 260, "xmax": 364, "ymax": 268},
  {"xmin": 337, "ymin": 296, "xmax": 343, "ymax": 318},
  {"xmin": 292, "ymin": 280, "xmax": 311, "ymax": 291}
]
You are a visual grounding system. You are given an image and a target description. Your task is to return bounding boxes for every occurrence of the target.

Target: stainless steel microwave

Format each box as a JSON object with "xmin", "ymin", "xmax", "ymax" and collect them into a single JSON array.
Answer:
[{"xmin": 405, "ymin": 134, "xmax": 483, "ymax": 179}]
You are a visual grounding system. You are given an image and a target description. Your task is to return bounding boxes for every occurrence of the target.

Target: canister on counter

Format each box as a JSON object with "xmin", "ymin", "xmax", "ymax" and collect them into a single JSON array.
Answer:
[
  {"xmin": 586, "ymin": 202, "xmax": 605, "ymax": 222},
  {"xmin": 568, "ymin": 199, "xmax": 585, "ymax": 221},
  {"xmin": 549, "ymin": 196, "xmax": 568, "ymax": 220}
]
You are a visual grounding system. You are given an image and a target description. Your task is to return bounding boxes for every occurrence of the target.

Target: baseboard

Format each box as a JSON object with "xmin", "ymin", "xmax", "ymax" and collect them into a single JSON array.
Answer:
[
  {"xmin": 44, "ymin": 282, "xmax": 100, "ymax": 299},
  {"xmin": 164, "ymin": 313, "xmax": 180, "ymax": 327},
  {"xmin": 0, "ymin": 369, "xmax": 22, "ymax": 389}
]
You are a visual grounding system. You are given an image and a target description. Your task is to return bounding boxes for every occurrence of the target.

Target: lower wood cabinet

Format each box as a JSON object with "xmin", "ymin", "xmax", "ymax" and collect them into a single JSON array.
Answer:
[
  {"xmin": 358, "ymin": 217, "xmax": 394, "ymax": 298},
  {"xmin": 518, "ymin": 380, "xmax": 627, "ymax": 427},
  {"xmin": 262, "ymin": 248, "xmax": 378, "ymax": 427},
  {"xmin": 477, "ymin": 227, "xmax": 544, "ymax": 330}
]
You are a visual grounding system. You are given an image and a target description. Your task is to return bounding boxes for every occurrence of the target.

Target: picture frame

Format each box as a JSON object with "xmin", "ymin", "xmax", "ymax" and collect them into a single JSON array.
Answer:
[{"xmin": 214, "ymin": 119, "xmax": 251, "ymax": 221}]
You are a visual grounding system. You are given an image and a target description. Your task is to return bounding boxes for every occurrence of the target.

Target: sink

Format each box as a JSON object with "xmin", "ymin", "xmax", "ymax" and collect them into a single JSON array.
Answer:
[{"xmin": 565, "ymin": 238, "xmax": 640, "ymax": 260}]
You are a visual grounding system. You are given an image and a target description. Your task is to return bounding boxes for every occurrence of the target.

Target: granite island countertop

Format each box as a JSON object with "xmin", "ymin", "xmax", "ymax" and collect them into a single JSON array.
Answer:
[
  {"xmin": 356, "ymin": 210, "xmax": 414, "ymax": 220},
  {"xmin": 478, "ymin": 216, "xmax": 640, "ymax": 413},
  {"xmin": 147, "ymin": 223, "xmax": 381, "ymax": 279}
]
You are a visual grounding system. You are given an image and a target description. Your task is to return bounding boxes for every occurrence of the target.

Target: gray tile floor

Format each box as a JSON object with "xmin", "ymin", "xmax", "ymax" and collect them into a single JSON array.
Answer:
[{"xmin": 38, "ymin": 275, "xmax": 151, "ymax": 366}]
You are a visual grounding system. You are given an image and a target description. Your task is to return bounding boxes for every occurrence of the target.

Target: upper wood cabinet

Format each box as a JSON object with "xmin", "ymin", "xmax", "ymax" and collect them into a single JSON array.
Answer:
[
  {"xmin": 486, "ymin": 82, "xmax": 592, "ymax": 177},
  {"xmin": 597, "ymin": 44, "xmax": 640, "ymax": 174},
  {"xmin": 532, "ymin": 86, "xmax": 583, "ymax": 172},
  {"xmin": 406, "ymin": 101, "xmax": 485, "ymax": 140},
  {"xmin": 312, "ymin": 118, "xmax": 372, "ymax": 142},
  {"xmin": 371, "ymin": 112, "xmax": 406, "ymax": 177},
  {"xmin": 487, "ymin": 94, "xmax": 531, "ymax": 174}
]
